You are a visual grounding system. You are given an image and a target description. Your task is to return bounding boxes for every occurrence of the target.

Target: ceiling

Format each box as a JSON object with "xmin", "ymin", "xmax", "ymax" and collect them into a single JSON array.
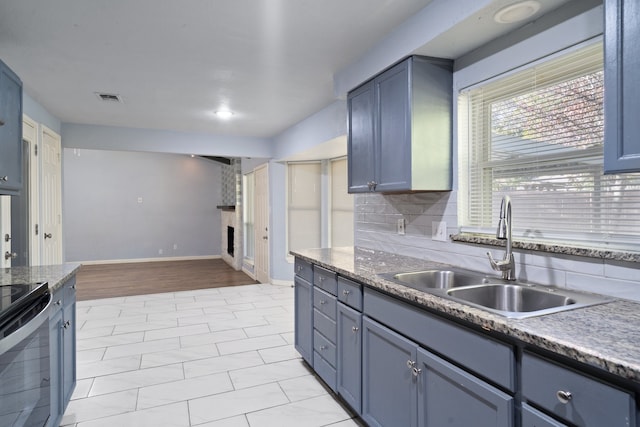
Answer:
[{"xmin": 0, "ymin": 0, "xmax": 578, "ymax": 140}]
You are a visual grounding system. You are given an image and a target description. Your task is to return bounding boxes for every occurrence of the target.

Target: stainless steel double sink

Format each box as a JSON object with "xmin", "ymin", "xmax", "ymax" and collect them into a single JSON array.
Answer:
[{"xmin": 378, "ymin": 268, "xmax": 612, "ymax": 319}]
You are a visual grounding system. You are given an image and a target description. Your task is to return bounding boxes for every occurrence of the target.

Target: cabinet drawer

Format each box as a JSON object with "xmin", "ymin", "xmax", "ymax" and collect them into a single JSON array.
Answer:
[
  {"xmin": 314, "ymin": 266, "xmax": 337, "ymax": 295},
  {"xmin": 522, "ymin": 352, "xmax": 635, "ymax": 426},
  {"xmin": 314, "ymin": 350, "xmax": 337, "ymax": 391},
  {"xmin": 313, "ymin": 330, "xmax": 337, "ymax": 368},
  {"xmin": 522, "ymin": 403, "xmax": 567, "ymax": 427},
  {"xmin": 313, "ymin": 309, "xmax": 336, "ymax": 343},
  {"xmin": 364, "ymin": 288, "xmax": 515, "ymax": 391},
  {"xmin": 338, "ymin": 277, "xmax": 362, "ymax": 311},
  {"xmin": 294, "ymin": 258, "xmax": 313, "ymax": 283},
  {"xmin": 313, "ymin": 287, "xmax": 336, "ymax": 320}
]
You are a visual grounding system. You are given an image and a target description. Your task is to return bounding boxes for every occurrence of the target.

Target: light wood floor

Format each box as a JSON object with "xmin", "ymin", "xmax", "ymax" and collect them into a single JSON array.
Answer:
[{"xmin": 75, "ymin": 258, "xmax": 258, "ymax": 301}]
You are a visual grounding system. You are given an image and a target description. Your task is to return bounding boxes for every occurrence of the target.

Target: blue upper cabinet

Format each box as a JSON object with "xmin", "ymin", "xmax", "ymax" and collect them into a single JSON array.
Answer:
[
  {"xmin": 0, "ymin": 59, "xmax": 23, "ymax": 195},
  {"xmin": 348, "ymin": 56, "xmax": 453, "ymax": 193},
  {"xmin": 604, "ymin": 0, "xmax": 640, "ymax": 173}
]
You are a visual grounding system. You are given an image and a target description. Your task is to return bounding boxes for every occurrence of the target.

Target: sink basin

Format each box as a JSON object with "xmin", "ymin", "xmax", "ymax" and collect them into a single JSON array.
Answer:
[
  {"xmin": 379, "ymin": 268, "xmax": 612, "ymax": 318},
  {"xmin": 386, "ymin": 270, "xmax": 490, "ymax": 290},
  {"xmin": 447, "ymin": 284, "xmax": 575, "ymax": 314}
]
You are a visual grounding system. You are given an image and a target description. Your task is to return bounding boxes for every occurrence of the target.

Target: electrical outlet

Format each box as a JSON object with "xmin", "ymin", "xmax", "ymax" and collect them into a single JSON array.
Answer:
[
  {"xmin": 397, "ymin": 218, "xmax": 406, "ymax": 235},
  {"xmin": 432, "ymin": 221, "xmax": 448, "ymax": 241}
]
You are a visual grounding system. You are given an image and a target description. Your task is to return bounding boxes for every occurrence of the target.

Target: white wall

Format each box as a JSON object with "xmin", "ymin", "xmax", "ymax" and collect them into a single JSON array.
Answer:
[{"xmin": 63, "ymin": 148, "xmax": 222, "ymax": 263}]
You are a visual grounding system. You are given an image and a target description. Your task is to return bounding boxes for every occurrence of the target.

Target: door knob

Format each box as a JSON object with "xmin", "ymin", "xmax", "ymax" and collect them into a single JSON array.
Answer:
[
  {"xmin": 44, "ymin": 233, "xmax": 52, "ymax": 239},
  {"xmin": 4, "ymin": 234, "xmax": 10, "ymax": 242}
]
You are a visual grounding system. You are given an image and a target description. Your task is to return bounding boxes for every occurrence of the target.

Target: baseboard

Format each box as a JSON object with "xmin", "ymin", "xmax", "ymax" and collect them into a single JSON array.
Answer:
[
  {"xmin": 77, "ymin": 255, "xmax": 222, "ymax": 265},
  {"xmin": 270, "ymin": 278, "xmax": 294, "ymax": 287},
  {"xmin": 242, "ymin": 266, "xmax": 256, "ymax": 280}
]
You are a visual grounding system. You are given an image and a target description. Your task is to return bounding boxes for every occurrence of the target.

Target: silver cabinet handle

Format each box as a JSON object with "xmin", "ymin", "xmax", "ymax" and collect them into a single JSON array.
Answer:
[
  {"xmin": 296, "ymin": 265, "xmax": 302, "ymax": 273},
  {"xmin": 412, "ymin": 367, "xmax": 422, "ymax": 377},
  {"xmin": 320, "ymin": 345, "xmax": 327, "ymax": 350},
  {"xmin": 343, "ymin": 290, "xmax": 351, "ymax": 296},
  {"xmin": 44, "ymin": 233, "xmax": 52, "ymax": 239},
  {"xmin": 55, "ymin": 300, "xmax": 62, "ymax": 306},
  {"xmin": 0, "ymin": 176, "xmax": 7, "ymax": 182},
  {"xmin": 556, "ymin": 390, "xmax": 572, "ymax": 404},
  {"xmin": 4, "ymin": 251, "xmax": 17, "ymax": 260},
  {"xmin": 320, "ymin": 300, "xmax": 326, "ymax": 305},
  {"xmin": 352, "ymin": 326, "xmax": 359, "ymax": 333},
  {"xmin": 407, "ymin": 360, "xmax": 416, "ymax": 369}
]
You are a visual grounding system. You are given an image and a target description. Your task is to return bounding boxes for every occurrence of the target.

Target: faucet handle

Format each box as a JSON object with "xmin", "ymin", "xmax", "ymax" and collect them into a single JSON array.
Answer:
[{"xmin": 487, "ymin": 251, "xmax": 506, "ymax": 271}]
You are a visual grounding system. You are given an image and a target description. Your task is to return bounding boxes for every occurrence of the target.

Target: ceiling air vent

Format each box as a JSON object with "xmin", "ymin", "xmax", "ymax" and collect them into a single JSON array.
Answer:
[{"xmin": 95, "ymin": 92, "xmax": 123, "ymax": 103}]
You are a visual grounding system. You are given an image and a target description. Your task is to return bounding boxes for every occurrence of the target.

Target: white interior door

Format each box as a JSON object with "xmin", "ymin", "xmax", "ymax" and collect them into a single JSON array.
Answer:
[
  {"xmin": 23, "ymin": 115, "xmax": 40, "ymax": 266},
  {"xmin": 254, "ymin": 163, "xmax": 270, "ymax": 283},
  {"xmin": 41, "ymin": 125, "xmax": 62, "ymax": 265},
  {"xmin": 0, "ymin": 196, "xmax": 11, "ymax": 268}
]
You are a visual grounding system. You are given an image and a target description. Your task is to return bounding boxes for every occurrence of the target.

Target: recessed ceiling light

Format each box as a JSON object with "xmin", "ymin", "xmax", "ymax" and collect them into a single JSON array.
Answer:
[
  {"xmin": 494, "ymin": 1, "xmax": 541, "ymax": 24},
  {"xmin": 214, "ymin": 110, "xmax": 234, "ymax": 119}
]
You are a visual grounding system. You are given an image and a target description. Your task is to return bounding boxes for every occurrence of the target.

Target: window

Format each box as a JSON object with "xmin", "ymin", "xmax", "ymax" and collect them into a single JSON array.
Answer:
[
  {"xmin": 459, "ymin": 42, "xmax": 640, "ymax": 251},
  {"xmin": 287, "ymin": 162, "xmax": 321, "ymax": 253},
  {"xmin": 330, "ymin": 157, "xmax": 354, "ymax": 247},
  {"xmin": 242, "ymin": 172, "xmax": 254, "ymax": 261},
  {"xmin": 286, "ymin": 157, "xmax": 353, "ymax": 253}
]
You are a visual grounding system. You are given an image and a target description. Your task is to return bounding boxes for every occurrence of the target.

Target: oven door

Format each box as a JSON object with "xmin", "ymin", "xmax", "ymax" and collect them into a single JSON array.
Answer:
[{"xmin": 0, "ymin": 292, "xmax": 52, "ymax": 427}]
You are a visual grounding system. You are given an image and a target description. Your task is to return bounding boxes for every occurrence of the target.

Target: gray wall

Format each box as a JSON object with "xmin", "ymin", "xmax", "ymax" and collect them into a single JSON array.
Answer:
[{"xmin": 63, "ymin": 148, "xmax": 222, "ymax": 262}]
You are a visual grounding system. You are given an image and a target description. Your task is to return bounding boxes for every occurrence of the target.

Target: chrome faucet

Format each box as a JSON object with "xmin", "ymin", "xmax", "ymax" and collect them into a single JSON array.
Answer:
[{"xmin": 487, "ymin": 195, "xmax": 516, "ymax": 280}]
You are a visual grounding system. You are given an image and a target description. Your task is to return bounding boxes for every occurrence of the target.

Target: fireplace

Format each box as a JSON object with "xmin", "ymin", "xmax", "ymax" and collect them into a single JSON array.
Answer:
[{"xmin": 227, "ymin": 226, "xmax": 234, "ymax": 257}]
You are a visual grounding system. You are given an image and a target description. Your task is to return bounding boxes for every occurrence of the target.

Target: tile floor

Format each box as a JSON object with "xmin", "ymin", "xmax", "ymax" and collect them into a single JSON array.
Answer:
[{"xmin": 62, "ymin": 283, "xmax": 362, "ymax": 427}]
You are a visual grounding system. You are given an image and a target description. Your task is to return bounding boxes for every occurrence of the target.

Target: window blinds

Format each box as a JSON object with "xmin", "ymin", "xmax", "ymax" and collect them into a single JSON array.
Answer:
[{"xmin": 460, "ymin": 42, "xmax": 640, "ymax": 250}]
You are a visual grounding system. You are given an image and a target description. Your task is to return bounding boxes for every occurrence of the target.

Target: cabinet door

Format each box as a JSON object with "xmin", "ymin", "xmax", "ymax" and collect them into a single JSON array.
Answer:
[
  {"xmin": 0, "ymin": 61, "xmax": 22, "ymax": 195},
  {"xmin": 362, "ymin": 316, "xmax": 418, "ymax": 427},
  {"xmin": 294, "ymin": 276, "xmax": 313, "ymax": 365},
  {"xmin": 375, "ymin": 60, "xmax": 411, "ymax": 192},
  {"xmin": 337, "ymin": 303, "xmax": 362, "ymax": 414},
  {"xmin": 62, "ymin": 281, "xmax": 77, "ymax": 406},
  {"xmin": 416, "ymin": 348, "xmax": 513, "ymax": 427},
  {"xmin": 348, "ymin": 80, "xmax": 376, "ymax": 193},
  {"xmin": 48, "ymin": 304, "xmax": 64, "ymax": 427},
  {"xmin": 604, "ymin": 0, "xmax": 640, "ymax": 173}
]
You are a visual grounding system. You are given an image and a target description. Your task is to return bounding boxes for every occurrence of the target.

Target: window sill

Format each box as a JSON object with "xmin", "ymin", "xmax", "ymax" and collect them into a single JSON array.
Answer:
[{"xmin": 451, "ymin": 233, "xmax": 640, "ymax": 264}]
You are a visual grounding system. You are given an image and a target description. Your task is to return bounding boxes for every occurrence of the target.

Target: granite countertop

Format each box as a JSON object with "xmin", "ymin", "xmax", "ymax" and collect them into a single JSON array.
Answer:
[
  {"xmin": 291, "ymin": 246, "xmax": 640, "ymax": 384},
  {"xmin": 1, "ymin": 263, "xmax": 82, "ymax": 292}
]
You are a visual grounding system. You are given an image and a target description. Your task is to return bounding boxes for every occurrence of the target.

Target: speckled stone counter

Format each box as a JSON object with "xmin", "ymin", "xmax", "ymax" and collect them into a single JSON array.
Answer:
[
  {"xmin": 291, "ymin": 246, "xmax": 640, "ymax": 384},
  {"xmin": 1, "ymin": 263, "xmax": 82, "ymax": 292}
]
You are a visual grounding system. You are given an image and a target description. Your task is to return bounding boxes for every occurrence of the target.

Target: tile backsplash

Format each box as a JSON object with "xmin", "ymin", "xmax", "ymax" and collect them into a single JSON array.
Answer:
[{"xmin": 354, "ymin": 191, "xmax": 640, "ymax": 301}]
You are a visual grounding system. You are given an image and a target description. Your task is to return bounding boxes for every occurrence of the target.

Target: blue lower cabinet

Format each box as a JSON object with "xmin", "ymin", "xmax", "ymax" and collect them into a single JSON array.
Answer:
[
  {"xmin": 48, "ymin": 299, "xmax": 64, "ymax": 427},
  {"xmin": 416, "ymin": 348, "xmax": 514, "ymax": 427},
  {"xmin": 362, "ymin": 316, "xmax": 418, "ymax": 427},
  {"xmin": 48, "ymin": 276, "xmax": 77, "ymax": 427},
  {"xmin": 337, "ymin": 303, "xmax": 362, "ymax": 414},
  {"xmin": 522, "ymin": 403, "xmax": 568, "ymax": 427},
  {"xmin": 294, "ymin": 276, "xmax": 313, "ymax": 364}
]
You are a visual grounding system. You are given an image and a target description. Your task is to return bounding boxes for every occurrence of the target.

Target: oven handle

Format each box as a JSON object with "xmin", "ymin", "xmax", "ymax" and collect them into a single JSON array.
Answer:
[{"xmin": 0, "ymin": 293, "xmax": 52, "ymax": 356}]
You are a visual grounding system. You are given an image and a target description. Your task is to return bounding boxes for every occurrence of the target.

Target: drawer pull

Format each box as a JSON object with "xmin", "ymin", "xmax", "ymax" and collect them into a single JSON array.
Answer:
[
  {"xmin": 352, "ymin": 326, "xmax": 359, "ymax": 333},
  {"xmin": 412, "ymin": 367, "xmax": 422, "ymax": 377},
  {"xmin": 296, "ymin": 265, "xmax": 302, "ymax": 273},
  {"xmin": 556, "ymin": 390, "xmax": 572, "ymax": 404},
  {"xmin": 320, "ymin": 300, "xmax": 327, "ymax": 305},
  {"xmin": 342, "ymin": 290, "xmax": 351, "ymax": 296},
  {"xmin": 407, "ymin": 360, "xmax": 416, "ymax": 369},
  {"xmin": 320, "ymin": 345, "xmax": 327, "ymax": 350}
]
